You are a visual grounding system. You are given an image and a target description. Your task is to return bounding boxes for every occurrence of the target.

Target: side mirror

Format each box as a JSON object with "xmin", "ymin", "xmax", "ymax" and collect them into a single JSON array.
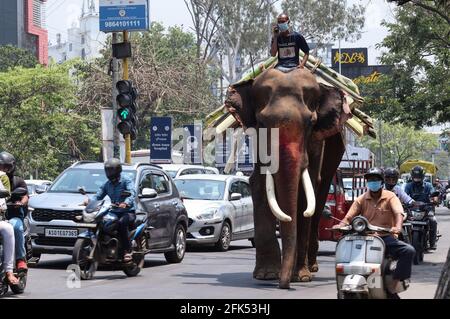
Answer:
[
  {"xmin": 140, "ymin": 188, "xmax": 158, "ymax": 199},
  {"xmin": 322, "ymin": 205, "xmax": 332, "ymax": 219},
  {"xmin": 0, "ymin": 189, "xmax": 10, "ymax": 199},
  {"xmin": 35, "ymin": 185, "xmax": 49, "ymax": 194},
  {"xmin": 77, "ymin": 187, "xmax": 87, "ymax": 196},
  {"xmin": 230, "ymin": 193, "xmax": 242, "ymax": 201}
]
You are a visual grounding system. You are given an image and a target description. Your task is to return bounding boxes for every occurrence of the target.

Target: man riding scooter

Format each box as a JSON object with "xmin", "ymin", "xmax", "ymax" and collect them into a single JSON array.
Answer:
[
  {"xmin": 334, "ymin": 168, "xmax": 415, "ymax": 298},
  {"xmin": 405, "ymin": 166, "xmax": 438, "ymax": 250},
  {"xmin": 87, "ymin": 159, "xmax": 136, "ymax": 262}
]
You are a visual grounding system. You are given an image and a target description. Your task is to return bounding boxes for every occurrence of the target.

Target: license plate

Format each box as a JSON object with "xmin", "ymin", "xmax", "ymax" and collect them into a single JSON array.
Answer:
[
  {"xmin": 345, "ymin": 236, "xmax": 374, "ymax": 241},
  {"xmin": 45, "ymin": 228, "xmax": 78, "ymax": 238}
]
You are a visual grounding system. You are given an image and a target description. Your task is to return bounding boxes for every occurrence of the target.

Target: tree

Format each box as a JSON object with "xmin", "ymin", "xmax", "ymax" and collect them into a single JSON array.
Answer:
[
  {"xmin": 0, "ymin": 45, "xmax": 38, "ymax": 72},
  {"xmin": 361, "ymin": 2, "xmax": 450, "ymax": 127},
  {"xmin": 281, "ymin": 0, "xmax": 366, "ymax": 50},
  {"xmin": 185, "ymin": 0, "xmax": 365, "ymax": 84},
  {"xmin": 76, "ymin": 23, "xmax": 218, "ymax": 150},
  {"xmin": 0, "ymin": 63, "xmax": 100, "ymax": 179},
  {"xmin": 359, "ymin": 121, "xmax": 439, "ymax": 168}
]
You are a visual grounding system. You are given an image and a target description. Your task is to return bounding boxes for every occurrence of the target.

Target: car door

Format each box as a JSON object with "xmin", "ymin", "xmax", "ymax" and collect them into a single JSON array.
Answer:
[
  {"xmin": 239, "ymin": 181, "xmax": 254, "ymax": 233},
  {"xmin": 228, "ymin": 179, "xmax": 244, "ymax": 233},
  {"xmin": 150, "ymin": 172, "xmax": 174, "ymax": 246}
]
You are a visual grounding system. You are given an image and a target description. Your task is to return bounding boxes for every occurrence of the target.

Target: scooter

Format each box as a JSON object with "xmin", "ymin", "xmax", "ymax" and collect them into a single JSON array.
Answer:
[
  {"xmin": 0, "ymin": 187, "xmax": 29, "ymax": 297},
  {"xmin": 72, "ymin": 189, "xmax": 150, "ymax": 280},
  {"xmin": 331, "ymin": 216, "xmax": 410, "ymax": 299}
]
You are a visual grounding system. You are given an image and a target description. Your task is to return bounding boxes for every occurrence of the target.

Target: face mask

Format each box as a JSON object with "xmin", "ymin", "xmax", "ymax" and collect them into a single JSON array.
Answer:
[
  {"xmin": 367, "ymin": 181, "xmax": 383, "ymax": 192},
  {"xmin": 278, "ymin": 22, "xmax": 289, "ymax": 32}
]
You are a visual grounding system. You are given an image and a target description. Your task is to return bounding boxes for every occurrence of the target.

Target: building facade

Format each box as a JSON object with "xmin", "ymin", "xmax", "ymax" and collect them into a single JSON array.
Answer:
[
  {"xmin": 0, "ymin": 0, "xmax": 48, "ymax": 65},
  {"xmin": 48, "ymin": 0, "xmax": 107, "ymax": 63}
]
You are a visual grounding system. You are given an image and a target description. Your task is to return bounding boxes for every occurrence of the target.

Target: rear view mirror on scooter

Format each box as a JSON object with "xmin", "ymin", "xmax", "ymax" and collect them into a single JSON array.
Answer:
[{"xmin": 78, "ymin": 187, "xmax": 87, "ymax": 196}]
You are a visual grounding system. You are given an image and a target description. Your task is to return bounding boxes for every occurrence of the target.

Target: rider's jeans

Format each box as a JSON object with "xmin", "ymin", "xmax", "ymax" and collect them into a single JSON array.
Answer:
[
  {"xmin": 0, "ymin": 221, "xmax": 15, "ymax": 272},
  {"xmin": 9, "ymin": 218, "xmax": 25, "ymax": 260},
  {"xmin": 383, "ymin": 235, "xmax": 415, "ymax": 281},
  {"xmin": 428, "ymin": 215, "xmax": 438, "ymax": 247},
  {"xmin": 115, "ymin": 212, "xmax": 136, "ymax": 253}
]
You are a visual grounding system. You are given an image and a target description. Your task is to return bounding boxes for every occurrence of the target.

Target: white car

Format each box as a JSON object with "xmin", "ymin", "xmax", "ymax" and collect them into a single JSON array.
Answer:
[
  {"xmin": 160, "ymin": 164, "xmax": 219, "ymax": 179},
  {"xmin": 174, "ymin": 174, "xmax": 254, "ymax": 251}
]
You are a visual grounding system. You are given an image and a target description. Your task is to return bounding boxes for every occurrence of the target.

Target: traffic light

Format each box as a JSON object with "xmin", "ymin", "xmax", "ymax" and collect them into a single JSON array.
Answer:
[{"xmin": 116, "ymin": 80, "xmax": 138, "ymax": 140}]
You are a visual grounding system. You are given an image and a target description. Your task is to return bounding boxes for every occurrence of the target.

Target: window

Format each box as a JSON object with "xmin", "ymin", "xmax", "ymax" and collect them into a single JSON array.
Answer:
[
  {"xmin": 81, "ymin": 48, "xmax": 86, "ymax": 60},
  {"xmin": 69, "ymin": 43, "xmax": 72, "ymax": 52},
  {"xmin": 81, "ymin": 35, "xmax": 85, "ymax": 45},
  {"xmin": 139, "ymin": 172, "xmax": 153, "ymax": 193},
  {"xmin": 180, "ymin": 168, "xmax": 203, "ymax": 176},
  {"xmin": 174, "ymin": 180, "xmax": 225, "ymax": 201},
  {"xmin": 151, "ymin": 174, "xmax": 170, "ymax": 194},
  {"xmin": 229, "ymin": 181, "xmax": 241, "ymax": 195},
  {"xmin": 240, "ymin": 182, "xmax": 251, "ymax": 197}
]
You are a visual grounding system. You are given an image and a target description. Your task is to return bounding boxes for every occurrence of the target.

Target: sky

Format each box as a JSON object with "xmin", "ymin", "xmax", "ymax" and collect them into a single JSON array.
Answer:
[{"xmin": 45, "ymin": 0, "xmax": 397, "ymax": 65}]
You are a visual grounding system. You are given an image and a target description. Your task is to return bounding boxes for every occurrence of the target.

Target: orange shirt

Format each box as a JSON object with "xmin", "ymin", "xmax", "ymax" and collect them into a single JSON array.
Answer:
[{"xmin": 344, "ymin": 190, "xmax": 404, "ymax": 230}]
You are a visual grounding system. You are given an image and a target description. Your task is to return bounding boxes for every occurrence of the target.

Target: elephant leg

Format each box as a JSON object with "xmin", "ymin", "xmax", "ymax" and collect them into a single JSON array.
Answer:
[
  {"xmin": 307, "ymin": 133, "xmax": 346, "ymax": 270},
  {"xmin": 251, "ymin": 172, "xmax": 281, "ymax": 281},
  {"xmin": 292, "ymin": 211, "xmax": 312, "ymax": 282}
]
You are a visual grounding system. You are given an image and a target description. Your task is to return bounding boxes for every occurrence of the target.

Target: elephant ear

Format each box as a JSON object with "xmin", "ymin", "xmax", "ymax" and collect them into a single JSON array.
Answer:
[
  {"xmin": 313, "ymin": 84, "xmax": 352, "ymax": 140},
  {"xmin": 224, "ymin": 79, "xmax": 256, "ymax": 129}
]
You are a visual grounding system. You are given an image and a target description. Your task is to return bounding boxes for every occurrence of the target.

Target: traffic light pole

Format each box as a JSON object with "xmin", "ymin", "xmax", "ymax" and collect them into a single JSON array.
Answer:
[
  {"xmin": 123, "ymin": 31, "xmax": 132, "ymax": 164},
  {"xmin": 112, "ymin": 33, "xmax": 121, "ymax": 159}
]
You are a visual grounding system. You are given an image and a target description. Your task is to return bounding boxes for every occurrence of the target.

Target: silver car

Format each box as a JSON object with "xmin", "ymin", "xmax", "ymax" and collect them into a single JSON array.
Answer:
[{"xmin": 174, "ymin": 174, "xmax": 254, "ymax": 251}]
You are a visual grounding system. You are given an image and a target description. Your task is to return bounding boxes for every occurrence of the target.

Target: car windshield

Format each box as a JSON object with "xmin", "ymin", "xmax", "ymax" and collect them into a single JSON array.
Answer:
[
  {"xmin": 48, "ymin": 168, "xmax": 136, "ymax": 194},
  {"xmin": 166, "ymin": 170, "xmax": 177, "ymax": 178},
  {"xmin": 174, "ymin": 179, "xmax": 225, "ymax": 200}
]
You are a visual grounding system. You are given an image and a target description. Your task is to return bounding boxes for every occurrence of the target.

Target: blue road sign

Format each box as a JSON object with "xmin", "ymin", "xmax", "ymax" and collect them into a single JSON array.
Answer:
[
  {"xmin": 99, "ymin": 0, "xmax": 149, "ymax": 32},
  {"xmin": 150, "ymin": 117, "xmax": 172, "ymax": 164},
  {"xmin": 237, "ymin": 134, "xmax": 254, "ymax": 172},
  {"xmin": 183, "ymin": 124, "xmax": 203, "ymax": 165}
]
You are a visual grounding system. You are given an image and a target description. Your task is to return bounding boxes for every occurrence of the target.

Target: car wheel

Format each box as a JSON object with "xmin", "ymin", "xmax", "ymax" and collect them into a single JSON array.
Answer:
[
  {"xmin": 215, "ymin": 221, "xmax": 231, "ymax": 252},
  {"xmin": 164, "ymin": 224, "xmax": 186, "ymax": 264}
]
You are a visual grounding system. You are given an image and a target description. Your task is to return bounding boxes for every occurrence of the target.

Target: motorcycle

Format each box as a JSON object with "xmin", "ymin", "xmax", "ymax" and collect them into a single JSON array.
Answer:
[
  {"xmin": 72, "ymin": 189, "xmax": 150, "ymax": 280},
  {"xmin": 407, "ymin": 191, "xmax": 440, "ymax": 265},
  {"xmin": 0, "ymin": 187, "xmax": 29, "ymax": 296},
  {"xmin": 331, "ymin": 216, "xmax": 410, "ymax": 299}
]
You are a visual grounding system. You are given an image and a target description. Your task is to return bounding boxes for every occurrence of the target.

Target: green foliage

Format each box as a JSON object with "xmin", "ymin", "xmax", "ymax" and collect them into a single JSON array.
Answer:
[
  {"xmin": 0, "ymin": 45, "xmax": 38, "ymax": 72},
  {"xmin": 76, "ymin": 23, "xmax": 218, "ymax": 151},
  {"xmin": 0, "ymin": 64, "xmax": 101, "ymax": 179},
  {"xmin": 359, "ymin": 121, "xmax": 439, "ymax": 168},
  {"xmin": 360, "ymin": 2, "xmax": 450, "ymax": 127}
]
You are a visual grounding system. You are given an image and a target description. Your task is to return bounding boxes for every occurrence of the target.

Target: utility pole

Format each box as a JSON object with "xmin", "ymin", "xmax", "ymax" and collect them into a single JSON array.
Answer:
[
  {"xmin": 112, "ymin": 33, "xmax": 121, "ymax": 159},
  {"xmin": 122, "ymin": 31, "xmax": 132, "ymax": 164}
]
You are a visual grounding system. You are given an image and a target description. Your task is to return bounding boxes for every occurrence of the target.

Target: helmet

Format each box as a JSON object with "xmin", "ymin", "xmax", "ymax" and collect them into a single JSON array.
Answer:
[
  {"xmin": 364, "ymin": 167, "xmax": 384, "ymax": 182},
  {"xmin": 384, "ymin": 167, "xmax": 399, "ymax": 190},
  {"xmin": 411, "ymin": 166, "xmax": 425, "ymax": 183},
  {"xmin": 104, "ymin": 158, "xmax": 122, "ymax": 183},
  {"xmin": 0, "ymin": 152, "xmax": 16, "ymax": 176}
]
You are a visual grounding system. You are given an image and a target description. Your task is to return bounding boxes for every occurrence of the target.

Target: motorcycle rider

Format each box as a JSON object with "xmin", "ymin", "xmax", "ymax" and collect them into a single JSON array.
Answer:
[
  {"xmin": 0, "ymin": 152, "xmax": 29, "ymax": 271},
  {"xmin": 405, "ymin": 166, "xmax": 438, "ymax": 250},
  {"xmin": 335, "ymin": 168, "xmax": 415, "ymax": 297},
  {"xmin": 90, "ymin": 159, "xmax": 136, "ymax": 262},
  {"xmin": 0, "ymin": 172, "xmax": 19, "ymax": 285},
  {"xmin": 384, "ymin": 167, "xmax": 415, "ymax": 206},
  {"xmin": 270, "ymin": 13, "xmax": 310, "ymax": 72}
]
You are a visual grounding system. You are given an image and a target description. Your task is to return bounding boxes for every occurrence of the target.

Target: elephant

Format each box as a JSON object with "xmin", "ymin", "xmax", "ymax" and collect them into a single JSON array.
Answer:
[{"xmin": 224, "ymin": 68, "xmax": 351, "ymax": 289}]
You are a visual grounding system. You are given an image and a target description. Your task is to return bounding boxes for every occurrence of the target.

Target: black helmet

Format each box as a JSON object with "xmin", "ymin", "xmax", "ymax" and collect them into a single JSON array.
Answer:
[
  {"xmin": 0, "ymin": 152, "xmax": 16, "ymax": 176},
  {"xmin": 104, "ymin": 158, "xmax": 122, "ymax": 183},
  {"xmin": 364, "ymin": 167, "xmax": 384, "ymax": 182},
  {"xmin": 411, "ymin": 166, "xmax": 425, "ymax": 183},
  {"xmin": 384, "ymin": 167, "xmax": 399, "ymax": 190}
]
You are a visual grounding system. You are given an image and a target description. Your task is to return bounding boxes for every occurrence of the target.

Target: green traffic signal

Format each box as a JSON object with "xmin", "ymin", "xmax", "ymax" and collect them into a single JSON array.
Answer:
[{"xmin": 120, "ymin": 108, "xmax": 129, "ymax": 120}]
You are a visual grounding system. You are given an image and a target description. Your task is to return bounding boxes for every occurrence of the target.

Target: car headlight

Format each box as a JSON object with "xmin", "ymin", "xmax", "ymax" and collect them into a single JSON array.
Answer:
[
  {"xmin": 197, "ymin": 209, "xmax": 221, "ymax": 221},
  {"xmin": 412, "ymin": 211, "xmax": 425, "ymax": 220}
]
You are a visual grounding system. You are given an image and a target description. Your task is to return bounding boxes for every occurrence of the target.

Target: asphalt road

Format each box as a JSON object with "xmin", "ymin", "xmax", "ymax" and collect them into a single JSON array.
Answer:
[{"xmin": 4, "ymin": 207, "xmax": 450, "ymax": 299}]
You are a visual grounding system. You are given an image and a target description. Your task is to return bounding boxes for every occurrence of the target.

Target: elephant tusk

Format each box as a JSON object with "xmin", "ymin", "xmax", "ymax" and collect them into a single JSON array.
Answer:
[
  {"xmin": 302, "ymin": 169, "xmax": 316, "ymax": 218},
  {"xmin": 266, "ymin": 172, "xmax": 292, "ymax": 222}
]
